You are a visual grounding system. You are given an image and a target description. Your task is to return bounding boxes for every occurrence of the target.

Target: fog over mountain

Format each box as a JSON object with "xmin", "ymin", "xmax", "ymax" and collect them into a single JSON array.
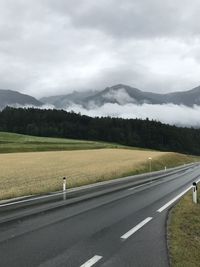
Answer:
[
  {"xmin": 41, "ymin": 84, "xmax": 200, "ymax": 108},
  {"xmin": 1, "ymin": 84, "xmax": 200, "ymax": 127},
  {"xmin": 58, "ymin": 84, "xmax": 200, "ymax": 127},
  {"xmin": 40, "ymin": 90, "xmax": 98, "ymax": 109},
  {"xmin": 68, "ymin": 102, "xmax": 200, "ymax": 128}
]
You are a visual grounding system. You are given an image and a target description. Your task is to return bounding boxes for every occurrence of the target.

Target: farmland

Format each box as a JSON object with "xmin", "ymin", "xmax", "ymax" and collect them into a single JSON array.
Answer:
[
  {"xmin": 0, "ymin": 132, "xmax": 121, "ymax": 153},
  {"xmin": 0, "ymin": 150, "xmax": 197, "ymax": 200},
  {"xmin": 0, "ymin": 132, "xmax": 198, "ymax": 200}
]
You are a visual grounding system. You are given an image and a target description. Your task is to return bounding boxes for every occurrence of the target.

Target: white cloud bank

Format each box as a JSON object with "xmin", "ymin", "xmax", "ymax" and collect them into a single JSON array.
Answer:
[{"xmin": 65, "ymin": 103, "xmax": 200, "ymax": 127}]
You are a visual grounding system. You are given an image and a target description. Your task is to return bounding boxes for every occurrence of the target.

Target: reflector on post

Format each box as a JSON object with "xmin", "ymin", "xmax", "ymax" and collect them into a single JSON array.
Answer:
[
  {"xmin": 192, "ymin": 182, "xmax": 197, "ymax": 204},
  {"xmin": 63, "ymin": 177, "xmax": 66, "ymax": 191}
]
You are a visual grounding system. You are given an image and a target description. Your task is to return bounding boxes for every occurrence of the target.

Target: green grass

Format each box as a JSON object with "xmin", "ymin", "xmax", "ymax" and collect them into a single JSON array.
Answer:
[
  {"xmin": 168, "ymin": 191, "xmax": 200, "ymax": 267},
  {"xmin": 0, "ymin": 132, "xmax": 122, "ymax": 153}
]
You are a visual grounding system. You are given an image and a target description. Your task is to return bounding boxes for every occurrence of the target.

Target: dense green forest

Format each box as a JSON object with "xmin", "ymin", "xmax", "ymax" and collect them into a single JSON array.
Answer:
[{"xmin": 0, "ymin": 107, "xmax": 200, "ymax": 155}]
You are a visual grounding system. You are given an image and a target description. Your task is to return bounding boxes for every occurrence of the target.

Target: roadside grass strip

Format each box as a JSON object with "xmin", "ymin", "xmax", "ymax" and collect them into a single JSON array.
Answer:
[{"xmin": 168, "ymin": 182, "xmax": 200, "ymax": 267}]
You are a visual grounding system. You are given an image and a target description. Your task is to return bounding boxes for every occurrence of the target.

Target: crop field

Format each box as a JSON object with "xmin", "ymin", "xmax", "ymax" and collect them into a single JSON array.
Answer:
[
  {"xmin": 0, "ymin": 147, "xmax": 196, "ymax": 200},
  {"xmin": 0, "ymin": 132, "xmax": 121, "ymax": 153}
]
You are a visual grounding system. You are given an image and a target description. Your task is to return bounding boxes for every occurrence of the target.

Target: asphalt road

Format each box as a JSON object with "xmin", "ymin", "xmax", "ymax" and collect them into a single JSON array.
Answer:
[{"xmin": 0, "ymin": 164, "xmax": 199, "ymax": 267}]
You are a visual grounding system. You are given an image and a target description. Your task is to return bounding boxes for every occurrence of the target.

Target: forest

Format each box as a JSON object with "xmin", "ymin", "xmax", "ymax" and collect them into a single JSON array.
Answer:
[{"xmin": 0, "ymin": 107, "xmax": 200, "ymax": 155}]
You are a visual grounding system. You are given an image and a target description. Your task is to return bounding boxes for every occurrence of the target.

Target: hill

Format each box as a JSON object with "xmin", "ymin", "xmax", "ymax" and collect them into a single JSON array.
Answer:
[
  {"xmin": 0, "ymin": 132, "xmax": 120, "ymax": 153},
  {"xmin": 0, "ymin": 89, "xmax": 42, "ymax": 109},
  {"xmin": 1, "ymin": 107, "xmax": 200, "ymax": 155}
]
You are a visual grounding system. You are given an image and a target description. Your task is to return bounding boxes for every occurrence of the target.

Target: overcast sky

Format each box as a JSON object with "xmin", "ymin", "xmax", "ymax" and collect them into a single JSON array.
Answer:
[{"xmin": 0, "ymin": 0, "xmax": 200, "ymax": 98}]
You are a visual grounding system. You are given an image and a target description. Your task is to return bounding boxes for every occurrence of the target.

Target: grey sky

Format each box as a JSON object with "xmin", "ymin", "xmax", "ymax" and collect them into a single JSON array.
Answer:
[{"xmin": 0, "ymin": 0, "xmax": 200, "ymax": 98}]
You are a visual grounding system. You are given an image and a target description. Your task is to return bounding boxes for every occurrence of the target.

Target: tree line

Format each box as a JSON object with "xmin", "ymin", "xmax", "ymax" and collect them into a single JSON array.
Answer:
[{"xmin": 0, "ymin": 107, "xmax": 200, "ymax": 155}]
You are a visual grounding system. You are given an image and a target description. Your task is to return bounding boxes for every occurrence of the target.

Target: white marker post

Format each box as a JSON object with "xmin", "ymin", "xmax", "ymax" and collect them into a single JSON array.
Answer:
[
  {"xmin": 63, "ymin": 177, "xmax": 66, "ymax": 192},
  {"xmin": 63, "ymin": 177, "xmax": 67, "ymax": 200},
  {"xmin": 165, "ymin": 166, "xmax": 167, "ymax": 171},
  {"xmin": 192, "ymin": 182, "xmax": 198, "ymax": 204}
]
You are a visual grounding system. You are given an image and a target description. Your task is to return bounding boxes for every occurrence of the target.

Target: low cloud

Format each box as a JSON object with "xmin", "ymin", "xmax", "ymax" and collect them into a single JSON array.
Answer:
[
  {"xmin": 65, "ymin": 103, "xmax": 200, "ymax": 127},
  {"xmin": 12, "ymin": 101, "xmax": 200, "ymax": 127},
  {"xmin": 102, "ymin": 88, "xmax": 137, "ymax": 105}
]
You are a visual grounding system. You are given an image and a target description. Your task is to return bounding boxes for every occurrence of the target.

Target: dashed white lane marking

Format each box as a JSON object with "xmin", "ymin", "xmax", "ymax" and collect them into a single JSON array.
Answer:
[
  {"xmin": 128, "ymin": 181, "xmax": 153, "ymax": 191},
  {"xmin": 120, "ymin": 217, "xmax": 153, "ymax": 240},
  {"xmin": 157, "ymin": 186, "xmax": 192, "ymax": 212},
  {"xmin": 80, "ymin": 255, "xmax": 103, "ymax": 267}
]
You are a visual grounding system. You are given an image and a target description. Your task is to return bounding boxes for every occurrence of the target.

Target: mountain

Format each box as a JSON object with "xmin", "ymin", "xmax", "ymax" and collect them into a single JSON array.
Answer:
[
  {"xmin": 0, "ymin": 89, "xmax": 42, "ymax": 109},
  {"xmin": 84, "ymin": 84, "xmax": 164, "ymax": 106},
  {"xmin": 40, "ymin": 84, "xmax": 200, "ymax": 109},
  {"xmin": 164, "ymin": 86, "xmax": 200, "ymax": 106},
  {"xmin": 1, "ymin": 84, "xmax": 200, "ymax": 111},
  {"xmin": 40, "ymin": 90, "xmax": 97, "ymax": 109}
]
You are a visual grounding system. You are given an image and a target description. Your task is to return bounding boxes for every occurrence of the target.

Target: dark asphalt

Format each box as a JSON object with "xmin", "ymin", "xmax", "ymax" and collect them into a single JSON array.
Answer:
[{"xmin": 0, "ymin": 164, "xmax": 199, "ymax": 267}]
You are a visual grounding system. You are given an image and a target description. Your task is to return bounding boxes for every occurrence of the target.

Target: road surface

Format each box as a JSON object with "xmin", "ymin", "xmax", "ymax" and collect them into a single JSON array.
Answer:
[{"xmin": 0, "ymin": 164, "xmax": 199, "ymax": 267}]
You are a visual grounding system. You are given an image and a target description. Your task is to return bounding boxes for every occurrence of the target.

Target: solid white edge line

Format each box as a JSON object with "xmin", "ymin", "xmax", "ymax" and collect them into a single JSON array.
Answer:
[
  {"xmin": 80, "ymin": 255, "xmax": 103, "ymax": 267},
  {"xmin": 157, "ymin": 179, "xmax": 200, "ymax": 213},
  {"xmin": 157, "ymin": 186, "xmax": 192, "ymax": 213},
  {"xmin": 121, "ymin": 217, "xmax": 153, "ymax": 240}
]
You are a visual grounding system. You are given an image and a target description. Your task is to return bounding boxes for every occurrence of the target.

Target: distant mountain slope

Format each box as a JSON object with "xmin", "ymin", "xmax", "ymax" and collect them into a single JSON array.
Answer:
[
  {"xmin": 40, "ymin": 84, "xmax": 200, "ymax": 108},
  {"xmin": 40, "ymin": 84, "xmax": 164, "ymax": 108},
  {"xmin": 164, "ymin": 86, "xmax": 200, "ymax": 106},
  {"xmin": 1, "ymin": 84, "xmax": 200, "ymax": 110},
  {"xmin": 84, "ymin": 84, "xmax": 164, "ymax": 106},
  {"xmin": 0, "ymin": 89, "xmax": 42, "ymax": 109},
  {"xmin": 40, "ymin": 90, "xmax": 98, "ymax": 109}
]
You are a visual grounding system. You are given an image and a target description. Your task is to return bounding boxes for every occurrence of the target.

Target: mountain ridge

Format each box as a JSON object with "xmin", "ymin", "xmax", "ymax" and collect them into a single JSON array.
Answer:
[
  {"xmin": 1, "ymin": 84, "xmax": 200, "ymax": 110},
  {"xmin": 0, "ymin": 89, "xmax": 42, "ymax": 109},
  {"xmin": 40, "ymin": 84, "xmax": 200, "ymax": 108}
]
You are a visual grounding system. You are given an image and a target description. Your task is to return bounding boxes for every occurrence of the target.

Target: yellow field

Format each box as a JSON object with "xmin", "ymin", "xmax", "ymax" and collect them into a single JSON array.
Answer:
[{"xmin": 0, "ymin": 149, "xmax": 195, "ymax": 200}]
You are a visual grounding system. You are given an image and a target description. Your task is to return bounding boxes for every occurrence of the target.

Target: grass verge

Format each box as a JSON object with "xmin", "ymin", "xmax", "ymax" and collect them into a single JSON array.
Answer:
[{"xmin": 168, "ymin": 190, "xmax": 200, "ymax": 267}]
